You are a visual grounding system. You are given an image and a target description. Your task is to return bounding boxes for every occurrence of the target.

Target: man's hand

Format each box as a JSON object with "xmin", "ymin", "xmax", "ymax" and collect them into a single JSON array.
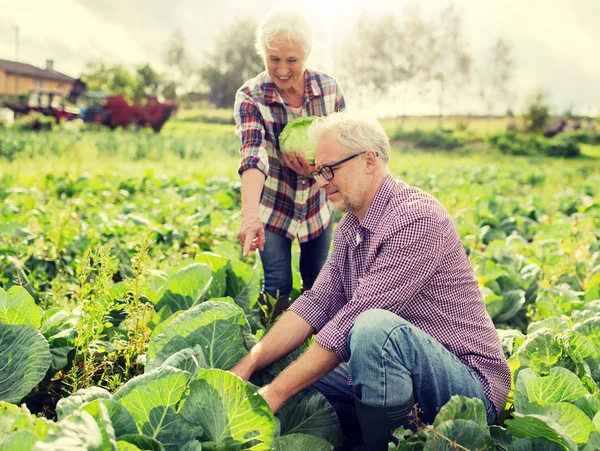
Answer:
[
  {"xmin": 237, "ymin": 213, "xmax": 265, "ymax": 257},
  {"xmin": 257, "ymin": 385, "xmax": 287, "ymax": 414},
  {"xmin": 281, "ymin": 151, "xmax": 315, "ymax": 178}
]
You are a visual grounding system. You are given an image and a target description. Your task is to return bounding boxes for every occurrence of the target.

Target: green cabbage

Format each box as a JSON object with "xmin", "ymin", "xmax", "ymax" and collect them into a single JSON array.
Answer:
[{"xmin": 279, "ymin": 116, "xmax": 318, "ymax": 164}]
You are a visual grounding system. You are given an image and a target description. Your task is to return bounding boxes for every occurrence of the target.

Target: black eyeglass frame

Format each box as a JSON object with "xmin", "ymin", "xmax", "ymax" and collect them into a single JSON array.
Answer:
[{"xmin": 311, "ymin": 150, "xmax": 379, "ymax": 181}]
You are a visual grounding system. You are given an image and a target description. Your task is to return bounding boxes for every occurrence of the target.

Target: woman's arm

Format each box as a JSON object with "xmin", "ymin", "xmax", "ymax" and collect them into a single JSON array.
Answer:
[{"xmin": 238, "ymin": 168, "xmax": 266, "ymax": 256}]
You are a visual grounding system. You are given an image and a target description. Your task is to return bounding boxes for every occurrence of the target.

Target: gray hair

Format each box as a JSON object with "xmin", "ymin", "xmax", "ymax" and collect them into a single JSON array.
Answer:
[
  {"xmin": 255, "ymin": 8, "xmax": 313, "ymax": 60},
  {"xmin": 309, "ymin": 112, "xmax": 391, "ymax": 163}
]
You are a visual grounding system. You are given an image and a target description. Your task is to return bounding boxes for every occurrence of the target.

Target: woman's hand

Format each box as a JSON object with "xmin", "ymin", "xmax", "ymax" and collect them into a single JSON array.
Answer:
[
  {"xmin": 281, "ymin": 151, "xmax": 315, "ymax": 178},
  {"xmin": 237, "ymin": 213, "xmax": 265, "ymax": 257}
]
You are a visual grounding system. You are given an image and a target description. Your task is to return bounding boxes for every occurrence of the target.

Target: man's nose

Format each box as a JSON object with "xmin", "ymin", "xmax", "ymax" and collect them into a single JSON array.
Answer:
[{"xmin": 317, "ymin": 175, "xmax": 329, "ymax": 189}]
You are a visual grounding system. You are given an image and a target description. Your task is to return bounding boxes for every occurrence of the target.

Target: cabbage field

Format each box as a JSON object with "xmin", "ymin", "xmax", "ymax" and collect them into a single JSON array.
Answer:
[{"xmin": 1, "ymin": 118, "xmax": 600, "ymax": 450}]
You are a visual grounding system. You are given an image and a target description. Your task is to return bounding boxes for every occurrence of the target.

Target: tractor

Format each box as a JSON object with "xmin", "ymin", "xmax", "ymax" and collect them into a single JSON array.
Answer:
[
  {"xmin": 3, "ymin": 78, "xmax": 178, "ymax": 133},
  {"xmin": 3, "ymin": 90, "xmax": 80, "ymax": 123},
  {"xmin": 80, "ymin": 93, "xmax": 178, "ymax": 133}
]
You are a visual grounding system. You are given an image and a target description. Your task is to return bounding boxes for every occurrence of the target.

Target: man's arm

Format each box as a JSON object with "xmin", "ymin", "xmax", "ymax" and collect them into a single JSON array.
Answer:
[
  {"xmin": 230, "ymin": 311, "xmax": 314, "ymax": 380},
  {"xmin": 258, "ymin": 343, "xmax": 340, "ymax": 413}
]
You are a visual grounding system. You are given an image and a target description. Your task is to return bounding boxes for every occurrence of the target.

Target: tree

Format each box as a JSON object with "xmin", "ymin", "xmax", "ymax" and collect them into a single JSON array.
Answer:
[
  {"xmin": 82, "ymin": 60, "xmax": 137, "ymax": 98},
  {"xmin": 133, "ymin": 63, "xmax": 163, "ymax": 100},
  {"xmin": 199, "ymin": 18, "xmax": 264, "ymax": 108},
  {"xmin": 164, "ymin": 27, "xmax": 196, "ymax": 98},
  {"xmin": 424, "ymin": 4, "xmax": 471, "ymax": 127},
  {"xmin": 476, "ymin": 38, "xmax": 514, "ymax": 117}
]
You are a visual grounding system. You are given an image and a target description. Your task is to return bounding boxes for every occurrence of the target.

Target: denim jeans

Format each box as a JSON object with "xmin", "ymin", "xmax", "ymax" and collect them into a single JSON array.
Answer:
[
  {"xmin": 310, "ymin": 309, "xmax": 497, "ymax": 427},
  {"xmin": 259, "ymin": 220, "xmax": 333, "ymax": 297}
]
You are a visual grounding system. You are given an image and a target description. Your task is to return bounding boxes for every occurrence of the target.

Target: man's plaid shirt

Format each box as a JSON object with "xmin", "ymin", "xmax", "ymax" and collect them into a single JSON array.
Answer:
[
  {"xmin": 234, "ymin": 69, "xmax": 346, "ymax": 242},
  {"xmin": 290, "ymin": 175, "xmax": 511, "ymax": 414}
]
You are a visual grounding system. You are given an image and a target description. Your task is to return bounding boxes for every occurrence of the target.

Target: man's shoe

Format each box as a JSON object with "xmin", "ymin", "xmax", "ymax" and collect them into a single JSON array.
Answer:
[{"xmin": 354, "ymin": 396, "xmax": 415, "ymax": 451}]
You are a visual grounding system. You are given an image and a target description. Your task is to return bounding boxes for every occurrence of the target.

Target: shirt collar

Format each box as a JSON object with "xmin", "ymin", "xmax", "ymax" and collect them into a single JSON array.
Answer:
[
  {"xmin": 263, "ymin": 69, "xmax": 320, "ymax": 106},
  {"xmin": 339, "ymin": 174, "xmax": 396, "ymax": 242},
  {"xmin": 361, "ymin": 174, "xmax": 395, "ymax": 232}
]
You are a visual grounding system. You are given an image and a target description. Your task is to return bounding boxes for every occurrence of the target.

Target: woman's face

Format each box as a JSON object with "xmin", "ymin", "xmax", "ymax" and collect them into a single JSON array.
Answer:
[{"xmin": 264, "ymin": 36, "xmax": 307, "ymax": 92}]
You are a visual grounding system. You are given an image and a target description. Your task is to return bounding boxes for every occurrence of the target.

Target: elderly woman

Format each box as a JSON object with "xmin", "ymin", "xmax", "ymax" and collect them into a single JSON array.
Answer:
[{"xmin": 235, "ymin": 8, "xmax": 346, "ymax": 323}]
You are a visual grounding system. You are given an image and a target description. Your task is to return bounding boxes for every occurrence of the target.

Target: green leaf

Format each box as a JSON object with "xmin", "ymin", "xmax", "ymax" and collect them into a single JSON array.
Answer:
[
  {"xmin": 79, "ymin": 399, "xmax": 119, "ymax": 450},
  {"xmin": 273, "ymin": 433, "xmax": 332, "ymax": 451},
  {"xmin": 514, "ymin": 368, "xmax": 588, "ymax": 412},
  {"xmin": 156, "ymin": 263, "xmax": 213, "ymax": 312},
  {"xmin": 0, "ymin": 286, "xmax": 41, "ymax": 328},
  {"xmin": 195, "ymin": 252, "xmax": 229, "ymax": 300},
  {"xmin": 180, "ymin": 369, "xmax": 275, "ymax": 450},
  {"xmin": 36, "ymin": 410, "xmax": 107, "ymax": 451},
  {"xmin": 113, "ymin": 366, "xmax": 200, "ymax": 450},
  {"xmin": 495, "ymin": 289, "xmax": 526, "ymax": 322},
  {"xmin": 507, "ymin": 437, "xmax": 566, "ymax": 451},
  {"xmin": 277, "ymin": 391, "xmax": 343, "ymax": 449},
  {"xmin": 432, "ymin": 396, "xmax": 487, "ymax": 429},
  {"xmin": 0, "ymin": 401, "xmax": 56, "ymax": 440},
  {"xmin": 116, "ymin": 442, "xmax": 143, "ymax": 451},
  {"xmin": 582, "ymin": 431, "xmax": 600, "ymax": 451},
  {"xmin": 179, "ymin": 440, "xmax": 203, "ymax": 451},
  {"xmin": 0, "ymin": 430, "xmax": 39, "ymax": 450},
  {"xmin": 118, "ymin": 434, "xmax": 166, "ymax": 450},
  {"xmin": 146, "ymin": 345, "xmax": 208, "ymax": 377},
  {"xmin": 512, "ymin": 329, "xmax": 563, "ymax": 375},
  {"xmin": 226, "ymin": 259, "xmax": 261, "ymax": 313},
  {"xmin": 527, "ymin": 317, "xmax": 571, "ymax": 334},
  {"xmin": 585, "ymin": 272, "xmax": 600, "ymax": 302},
  {"xmin": 574, "ymin": 394, "xmax": 600, "ymax": 419},
  {"xmin": 0, "ymin": 324, "xmax": 51, "ymax": 404},
  {"xmin": 147, "ymin": 301, "xmax": 253, "ymax": 370},
  {"xmin": 423, "ymin": 419, "xmax": 493, "ymax": 451},
  {"xmin": 521, "ymin": 402, "xmax": 594, "ymax": 444},
  {"xmin": 56, "ymin": 386, "xmax": 112, "ymax": 420},
  {"xmin": 95, "ymin": 399, "xmax": 138, "ymax": 438},
  {"xmin": 505, "ymin": 413, "xmax": 578, "ymax": 451}
]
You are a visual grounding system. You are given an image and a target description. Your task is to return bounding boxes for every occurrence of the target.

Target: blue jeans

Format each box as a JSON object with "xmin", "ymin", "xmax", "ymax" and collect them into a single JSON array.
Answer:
[
  {"xmin": 310, "ymin": 309, "xmax": 497, "ymax": 426},
  {"xmin": 259, "ymin": 221, "xmax": 333, "ymax": 297}
]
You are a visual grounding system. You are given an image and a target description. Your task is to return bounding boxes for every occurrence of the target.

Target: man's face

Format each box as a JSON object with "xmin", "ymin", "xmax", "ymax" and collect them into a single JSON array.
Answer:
[
  {"xmin": 315, "ymin": 132, "xmax": 369, "ymax": 215},
  {"xmin": 264, "ymin": 37, "xmax": 307, "ymax": 92}
]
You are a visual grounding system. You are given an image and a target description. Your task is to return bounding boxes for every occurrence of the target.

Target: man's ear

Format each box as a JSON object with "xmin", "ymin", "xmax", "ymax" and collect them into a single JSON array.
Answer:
[{"xmin": 365, "ymin": 149, "xmax": 378, "ymax": 172}]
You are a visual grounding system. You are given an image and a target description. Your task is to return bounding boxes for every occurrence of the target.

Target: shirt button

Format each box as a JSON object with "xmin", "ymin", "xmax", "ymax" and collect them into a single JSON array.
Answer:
[
  {"xmin": 356, "ymin": 234, "xmax": 361, "ymax": 244},
  {"xmin": 301, "ymin": 180, "xmax": 306, "ymax": 185}
]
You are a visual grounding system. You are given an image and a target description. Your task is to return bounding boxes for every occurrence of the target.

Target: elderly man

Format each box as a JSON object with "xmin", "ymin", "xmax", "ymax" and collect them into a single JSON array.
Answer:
[{"xmin": 231, "ymin": 112, "xmax": 511, "ymax": 450}]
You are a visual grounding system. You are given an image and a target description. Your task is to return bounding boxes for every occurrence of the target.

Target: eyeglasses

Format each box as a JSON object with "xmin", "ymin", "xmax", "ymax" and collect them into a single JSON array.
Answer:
[{"xmin": 311, "ymin": 151, "xmax": 379, "ymax": 181}]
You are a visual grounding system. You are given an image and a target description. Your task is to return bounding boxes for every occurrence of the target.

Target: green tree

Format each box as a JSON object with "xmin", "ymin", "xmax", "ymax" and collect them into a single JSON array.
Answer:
[
  {"xmin": 82, "ymin": 60, "xmax": 137, "ymax": 98},
  {"xmin": 199, "ymin": 18, "xmax": 264, "ymax": 108},
  {"xmin": 524, "ymin": 90, "xmax": 551, "ymax": 133},
  {"xmin": 133, "ymin": 63, "xmax": 163, "ymax": 100},
  {"xmin": 424, "ymin": 4, "xmax": 472, "ymax": 127},
  {"xmin": 476, "ymin": 38, "xmax": 514, "ymax": 117},
  {"xmin": 164, "ymin": 27, "xmax": 196, "ymax": 98}
]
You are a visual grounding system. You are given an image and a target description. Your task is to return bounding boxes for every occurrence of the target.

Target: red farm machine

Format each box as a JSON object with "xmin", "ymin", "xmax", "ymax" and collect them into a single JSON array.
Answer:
[{"xmin": 3, "ymin": 78, "xmax": 178, "ymax": 133}]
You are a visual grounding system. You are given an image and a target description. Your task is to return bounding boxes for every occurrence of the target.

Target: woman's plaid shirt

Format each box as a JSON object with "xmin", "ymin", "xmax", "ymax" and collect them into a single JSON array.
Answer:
[
  {"xmin": 234, "ymin": 69, "xmax": 346, "ymax": 242},
  {"xmin": 290, "ymin": 175, "xmax": 512, "ymax": 413}
]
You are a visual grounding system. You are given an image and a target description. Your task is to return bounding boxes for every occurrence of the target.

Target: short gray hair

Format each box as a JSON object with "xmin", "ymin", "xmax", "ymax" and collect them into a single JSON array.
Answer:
[
  {"xmin": 255, "ymin": 8, "xmax": 312, "ymax": 60},
  {"xmin": 309, "ymin": 112, "xmax": 391, "ymax": 163}
]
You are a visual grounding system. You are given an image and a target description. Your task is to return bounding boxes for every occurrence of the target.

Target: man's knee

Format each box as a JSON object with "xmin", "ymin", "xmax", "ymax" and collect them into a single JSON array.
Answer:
[{"xmin": 349, "ymin": 309, "xmax": 411, "ymax": 357}]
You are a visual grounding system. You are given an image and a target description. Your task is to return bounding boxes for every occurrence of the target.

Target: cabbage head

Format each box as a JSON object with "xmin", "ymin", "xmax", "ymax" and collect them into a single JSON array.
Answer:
[{"xmin": 279, "ymin": 116, "xmax": 318, "ymax": 164}]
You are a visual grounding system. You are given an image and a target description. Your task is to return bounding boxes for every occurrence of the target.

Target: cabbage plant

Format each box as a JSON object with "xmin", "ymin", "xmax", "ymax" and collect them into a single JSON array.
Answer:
[{"xmin": 279, "ymin": 116, "xmax": 318, "ymax": 164}]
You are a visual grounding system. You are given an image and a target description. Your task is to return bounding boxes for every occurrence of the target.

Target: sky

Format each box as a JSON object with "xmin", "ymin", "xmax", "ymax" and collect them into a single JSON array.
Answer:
[{"xmin": 1, "ymin": 0, "xmax": 599, "ymax": 116}]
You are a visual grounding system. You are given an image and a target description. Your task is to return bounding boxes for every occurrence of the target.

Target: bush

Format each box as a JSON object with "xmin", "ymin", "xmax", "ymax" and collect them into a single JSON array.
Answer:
[
  {"xmin": 488, "ymin": 131, "xmax": 580, "ymax": 157},
  {"xmin": 14, "ymin": 112, "xmax": 55, "ymax": 131},
  {"xmin": 389, "ymin": 128, "xmax": 466, "ymax": 150},
  {"xmin": 523, "ymin": 91, "xmax": 550, "ymax": 134},
  {"xmin": 560, "ymin": 129, "xmax": 600, "ymax": 145}
]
